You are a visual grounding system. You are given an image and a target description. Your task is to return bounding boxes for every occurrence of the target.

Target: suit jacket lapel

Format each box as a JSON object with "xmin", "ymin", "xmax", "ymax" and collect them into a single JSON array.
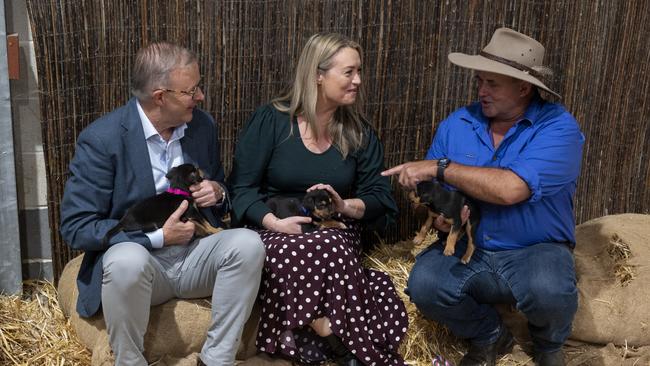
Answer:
[
  {"xmin": 121, "ymin": 99, "xmax": 156, "ymax": 199},
  {"xmin": 181, "ymin": 125, "xmax": 198, "ymax": 167}
]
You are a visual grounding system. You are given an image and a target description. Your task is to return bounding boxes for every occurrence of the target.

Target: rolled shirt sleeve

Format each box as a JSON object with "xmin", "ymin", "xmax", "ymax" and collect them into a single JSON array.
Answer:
[{"xmin": 504, "ymin": 112, "xmax": 584, "ymax": 203}]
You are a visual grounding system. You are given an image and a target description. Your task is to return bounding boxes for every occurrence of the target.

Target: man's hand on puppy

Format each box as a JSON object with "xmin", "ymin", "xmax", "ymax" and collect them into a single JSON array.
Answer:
[
  {"xmin": 434, "ymin": 205, "xmax": 471, "ymax": 233},
  {"xmin": 381, "ymin": 160, "xmax": 437, "ymax": 189},
  {"xmin": 162, "ymin": 200, "xmax": 195, "ymax": 246},
  {"xmin": 190, "ymin": 180, "xmax": 224, "ymax": 207}
]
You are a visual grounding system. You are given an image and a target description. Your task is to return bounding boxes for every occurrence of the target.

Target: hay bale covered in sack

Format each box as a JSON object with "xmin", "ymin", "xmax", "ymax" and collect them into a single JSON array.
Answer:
[
  {"xmin": 58, "ymin": 255, "xmax": 259, "ymax": 364},
  {"xmin": 571, "ymin": 214, "xmax": 650, "ymax": 347}
]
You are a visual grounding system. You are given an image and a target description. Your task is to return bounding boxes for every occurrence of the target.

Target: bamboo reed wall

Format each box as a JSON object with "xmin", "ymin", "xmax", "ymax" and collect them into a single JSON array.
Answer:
[{"xmin": 26, "ymin": 0, "xmax": 650, "ymax": 280}]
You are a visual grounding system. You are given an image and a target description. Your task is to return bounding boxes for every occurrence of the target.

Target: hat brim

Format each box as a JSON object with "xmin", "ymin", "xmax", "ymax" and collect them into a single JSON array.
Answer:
[{"xmin": 448, "ymin": 53, "xmax": 561, "ymax": 98}]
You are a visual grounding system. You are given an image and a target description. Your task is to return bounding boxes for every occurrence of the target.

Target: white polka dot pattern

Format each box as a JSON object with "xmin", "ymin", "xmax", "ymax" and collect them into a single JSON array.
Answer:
[{"xmin": 255, "ymin": 225, "xmax": 408, "ymax": 365}]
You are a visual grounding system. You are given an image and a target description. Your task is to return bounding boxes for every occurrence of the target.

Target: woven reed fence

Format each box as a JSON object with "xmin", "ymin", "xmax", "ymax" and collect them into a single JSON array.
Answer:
[{"xmin": 26, "ymin": 0, "xmax": 650, "ymax": 281}]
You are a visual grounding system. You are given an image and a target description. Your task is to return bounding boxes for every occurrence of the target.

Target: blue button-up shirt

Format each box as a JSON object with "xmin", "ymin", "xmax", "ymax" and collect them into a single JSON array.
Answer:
[{"xmin": 426, "ymin": 96, "xmax": 584, "ymax": 250}]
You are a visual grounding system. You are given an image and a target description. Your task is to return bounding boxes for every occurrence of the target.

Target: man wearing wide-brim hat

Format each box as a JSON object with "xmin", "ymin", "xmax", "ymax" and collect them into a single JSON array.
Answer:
[{"xmin": 383, "ymin": 28, "xmax": 584, "ymax": 366}]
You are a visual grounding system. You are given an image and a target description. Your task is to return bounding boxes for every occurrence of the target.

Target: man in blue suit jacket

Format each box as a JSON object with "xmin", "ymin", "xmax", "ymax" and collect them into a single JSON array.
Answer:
[{"xmin": 60, "ymin": 42, "xmax": 265, "ymax": 366}]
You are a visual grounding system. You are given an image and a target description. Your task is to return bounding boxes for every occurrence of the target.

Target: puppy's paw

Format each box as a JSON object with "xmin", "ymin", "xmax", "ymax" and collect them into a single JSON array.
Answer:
[
  {"xmin": 443, "ymin": 247, "xmax": 455, "ymax": 256},
  {"xmin": 337, "ymin": 221, "xmax": 347, "ymax": 229}
]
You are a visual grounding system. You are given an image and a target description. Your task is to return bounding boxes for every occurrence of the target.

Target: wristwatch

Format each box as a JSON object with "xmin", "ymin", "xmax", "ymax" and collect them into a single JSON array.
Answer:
[{"xmin": 437, "ymin": 158, "xmax": 451, "ymax": 182}]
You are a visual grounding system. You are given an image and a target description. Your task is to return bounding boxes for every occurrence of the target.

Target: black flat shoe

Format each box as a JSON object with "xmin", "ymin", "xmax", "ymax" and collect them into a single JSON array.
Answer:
[{"xmin": 324, "ymin": 334, "xmax": 362, "ymax": 366}]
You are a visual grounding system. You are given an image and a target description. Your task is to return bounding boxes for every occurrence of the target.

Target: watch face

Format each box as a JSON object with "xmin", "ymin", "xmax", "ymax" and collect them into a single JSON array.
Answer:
[{"xmin": 438, "ymin": 158, "xmax": 450, "ymax": 167}]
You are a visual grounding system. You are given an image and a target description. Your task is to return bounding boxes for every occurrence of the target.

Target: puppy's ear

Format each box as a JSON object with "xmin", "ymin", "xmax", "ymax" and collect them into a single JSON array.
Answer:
[
  {"xmin": 196, "ymin": 168, "xmax": 205, "ymax": 181},
  {"xmin": 319, "ymin": 189, "xmax": 332, "ymax": 200},
  {"xmin": 165, "ymin": 167, "xmax": 177, "ymax": 180},
  {"xmin": 302, "ymin": 193, "xmax": 316, "ymax": 211}
]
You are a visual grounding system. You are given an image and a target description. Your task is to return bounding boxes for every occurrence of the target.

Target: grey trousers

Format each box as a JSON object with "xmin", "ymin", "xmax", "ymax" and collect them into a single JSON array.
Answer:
[{"xmin": 101, "ymin": 228, "xmax": 265, "ymax": 366}]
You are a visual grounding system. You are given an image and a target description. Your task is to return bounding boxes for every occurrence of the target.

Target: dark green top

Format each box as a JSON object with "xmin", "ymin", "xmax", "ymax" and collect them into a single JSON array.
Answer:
[{"xmin": 229, "ymin": 104, "xmax": 398, "ymax": 230}]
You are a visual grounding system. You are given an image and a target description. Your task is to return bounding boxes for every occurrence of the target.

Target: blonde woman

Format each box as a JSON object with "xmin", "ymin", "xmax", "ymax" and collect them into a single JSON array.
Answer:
[{"xmin": 229, "ymin": 33, "xmax": 407, "ymax": 365}]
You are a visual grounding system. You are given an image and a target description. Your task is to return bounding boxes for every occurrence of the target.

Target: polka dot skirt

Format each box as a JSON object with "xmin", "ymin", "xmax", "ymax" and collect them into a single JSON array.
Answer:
[{"xmin": 256, "ymin": 225, "xmax": 408, "ymax": 365}]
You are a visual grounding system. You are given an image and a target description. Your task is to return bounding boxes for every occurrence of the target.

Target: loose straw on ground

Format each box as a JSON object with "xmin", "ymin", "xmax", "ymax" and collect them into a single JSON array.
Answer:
[{"xmin": 0, "ymin": 280, "xmax": 91, "ymax": 366}]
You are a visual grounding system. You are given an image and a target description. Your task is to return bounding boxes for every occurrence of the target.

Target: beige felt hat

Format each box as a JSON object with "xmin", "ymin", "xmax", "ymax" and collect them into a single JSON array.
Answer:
[{"xmin": 448, "ymin": 27, "xmax": 560, "ymax": 98}]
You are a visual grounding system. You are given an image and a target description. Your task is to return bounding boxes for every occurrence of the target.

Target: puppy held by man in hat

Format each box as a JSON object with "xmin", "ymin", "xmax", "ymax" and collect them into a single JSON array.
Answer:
[{"xmin": 383, "ymin": 28, "xmax": 584, "ymax": 366}]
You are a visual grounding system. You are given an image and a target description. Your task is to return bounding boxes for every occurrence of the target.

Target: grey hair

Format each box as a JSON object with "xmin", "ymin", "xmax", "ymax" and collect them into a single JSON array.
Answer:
[
  {"xmin": 131, "ymin": 42, "xmax": 197, "ymax": 102},
  {"xmin": 272, "ymin": 33, "xmax": 366, "ymax": 159}
]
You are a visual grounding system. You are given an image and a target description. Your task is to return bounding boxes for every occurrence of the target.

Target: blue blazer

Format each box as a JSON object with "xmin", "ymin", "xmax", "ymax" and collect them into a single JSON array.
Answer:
[{"xmin": 60, "ymin": 98, "xmax": 228, "ymax": 318}]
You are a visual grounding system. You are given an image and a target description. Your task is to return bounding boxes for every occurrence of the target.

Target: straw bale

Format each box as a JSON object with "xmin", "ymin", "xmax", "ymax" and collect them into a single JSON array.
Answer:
[
  {"xmin": 57, "ymin": 255, "xmax": 259, "ymax": 364},
  {"xmin": 571, "ymin": 214, "xmax": 650, "ymax": 346}
]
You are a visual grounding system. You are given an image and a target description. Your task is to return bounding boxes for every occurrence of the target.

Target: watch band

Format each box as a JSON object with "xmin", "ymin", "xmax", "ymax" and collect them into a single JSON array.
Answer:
[{"xmin": 437, "ymin": 158, "xmax": 450, "ymax": 182}]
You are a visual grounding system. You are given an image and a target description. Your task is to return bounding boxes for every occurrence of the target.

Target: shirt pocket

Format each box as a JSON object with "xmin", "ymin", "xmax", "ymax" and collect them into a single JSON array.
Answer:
[{"xmin": 448, "ymin": 146, "xmax": 479, "ymax": 166}]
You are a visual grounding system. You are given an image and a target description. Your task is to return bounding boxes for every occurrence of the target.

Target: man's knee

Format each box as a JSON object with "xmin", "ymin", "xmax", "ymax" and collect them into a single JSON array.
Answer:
[
  {"xmin": 224, "ymin": 228, "xmax": 266, "ymax": 266},
  {"xmin": 406, "ymin": 261, "xmax": 444, "ymax": 309},
  {"xmin": 103, "ymin": 242, "xmax": 154, "ymax": 288},
  {"xmin": 526, "ymin": 277, "xmax": 577, "ymax": 315}
]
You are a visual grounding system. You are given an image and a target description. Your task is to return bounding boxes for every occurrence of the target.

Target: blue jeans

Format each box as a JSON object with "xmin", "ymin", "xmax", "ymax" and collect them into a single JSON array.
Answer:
[{"xmin": 406, "ymin": 238, "xmax": 577, "ymax": 353}]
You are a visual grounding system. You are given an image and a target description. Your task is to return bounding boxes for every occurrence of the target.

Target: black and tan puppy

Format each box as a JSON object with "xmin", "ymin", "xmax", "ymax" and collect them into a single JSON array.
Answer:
[
  {"xmin": 408, "ymin": 180, "xmax": 480, "ymax": 264},
  {"xmin": 266, "ymin": 189, "xmax": 347, "ymax": 233},
  {"xmin": 103, "ymin": 164, "xmax": 222, "ymax": 246}
]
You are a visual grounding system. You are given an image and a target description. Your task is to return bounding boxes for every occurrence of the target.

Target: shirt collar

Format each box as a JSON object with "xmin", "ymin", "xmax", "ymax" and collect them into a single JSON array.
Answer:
[
  {"xmin": 136, "ymin": 100, "xmax": 187, "ymax": 141},
  {"xmin": 520, "ymin": 94, "xmax": 545, "ymax": 126},
  {"xmin": 464, "ymin": 93, "xmax": 546, "ymax": 128}
]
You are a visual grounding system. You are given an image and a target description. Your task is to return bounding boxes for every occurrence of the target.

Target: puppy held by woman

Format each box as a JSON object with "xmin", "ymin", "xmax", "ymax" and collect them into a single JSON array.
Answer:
[{"xmin": 229, "ymin": 33, "xmax": 408, "ymax": 365}]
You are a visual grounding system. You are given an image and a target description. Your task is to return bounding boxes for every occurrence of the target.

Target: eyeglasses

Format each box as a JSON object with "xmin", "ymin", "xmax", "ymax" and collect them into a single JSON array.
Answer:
[{"xmin": 156, "ymin": 85, "xmax": 202, "ymax": 99}]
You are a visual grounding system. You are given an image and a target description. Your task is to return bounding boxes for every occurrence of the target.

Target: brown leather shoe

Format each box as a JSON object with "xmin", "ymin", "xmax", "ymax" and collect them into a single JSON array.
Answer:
[{"xmin": 458, "ymin": 327, "xmax": 515, "ymax": 366}]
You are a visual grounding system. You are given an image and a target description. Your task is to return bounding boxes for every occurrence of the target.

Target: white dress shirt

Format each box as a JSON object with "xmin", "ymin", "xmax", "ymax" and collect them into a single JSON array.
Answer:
[{"xmin": 136, "ymin": 101, "xmax": 187, "ymax": 248}]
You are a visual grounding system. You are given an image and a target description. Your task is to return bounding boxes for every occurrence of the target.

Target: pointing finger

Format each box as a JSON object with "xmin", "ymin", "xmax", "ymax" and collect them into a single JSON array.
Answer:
[{"xmin": 381, "ymin": 164, "xmax": 404, "ymax": 177}]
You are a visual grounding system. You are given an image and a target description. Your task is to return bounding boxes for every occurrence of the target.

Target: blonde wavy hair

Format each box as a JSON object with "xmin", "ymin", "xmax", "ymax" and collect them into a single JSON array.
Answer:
[{"xmin": 272, "ymin": 33, "xmax": 366, "ymax": 159}]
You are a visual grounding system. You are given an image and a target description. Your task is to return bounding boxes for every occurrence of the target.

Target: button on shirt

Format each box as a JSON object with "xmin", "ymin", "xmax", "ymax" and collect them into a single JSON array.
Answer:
[
  {"xmin": 136, "ymin": 101, "xmax": 187, "ymax": 248},
  {"xmin": 425, "ymin": 96, "xmax": 584, "ymax": 250}
]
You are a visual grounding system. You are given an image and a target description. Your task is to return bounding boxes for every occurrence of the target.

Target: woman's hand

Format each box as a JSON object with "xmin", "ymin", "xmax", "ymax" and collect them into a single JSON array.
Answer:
[
  {"xmin": 262, "ymin": 213, "xmax": 312, "ymax": 234},
  {"xmin": 307, "ymin": 183, "xmax": 345, "ymax": 212},
  {"xmin": 307, "ymin": 183, "xmax": 366, "ymax": 219},
  {"xmin": 433, "ymin": 205, "xmax": 470, "ymax": 232}
]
